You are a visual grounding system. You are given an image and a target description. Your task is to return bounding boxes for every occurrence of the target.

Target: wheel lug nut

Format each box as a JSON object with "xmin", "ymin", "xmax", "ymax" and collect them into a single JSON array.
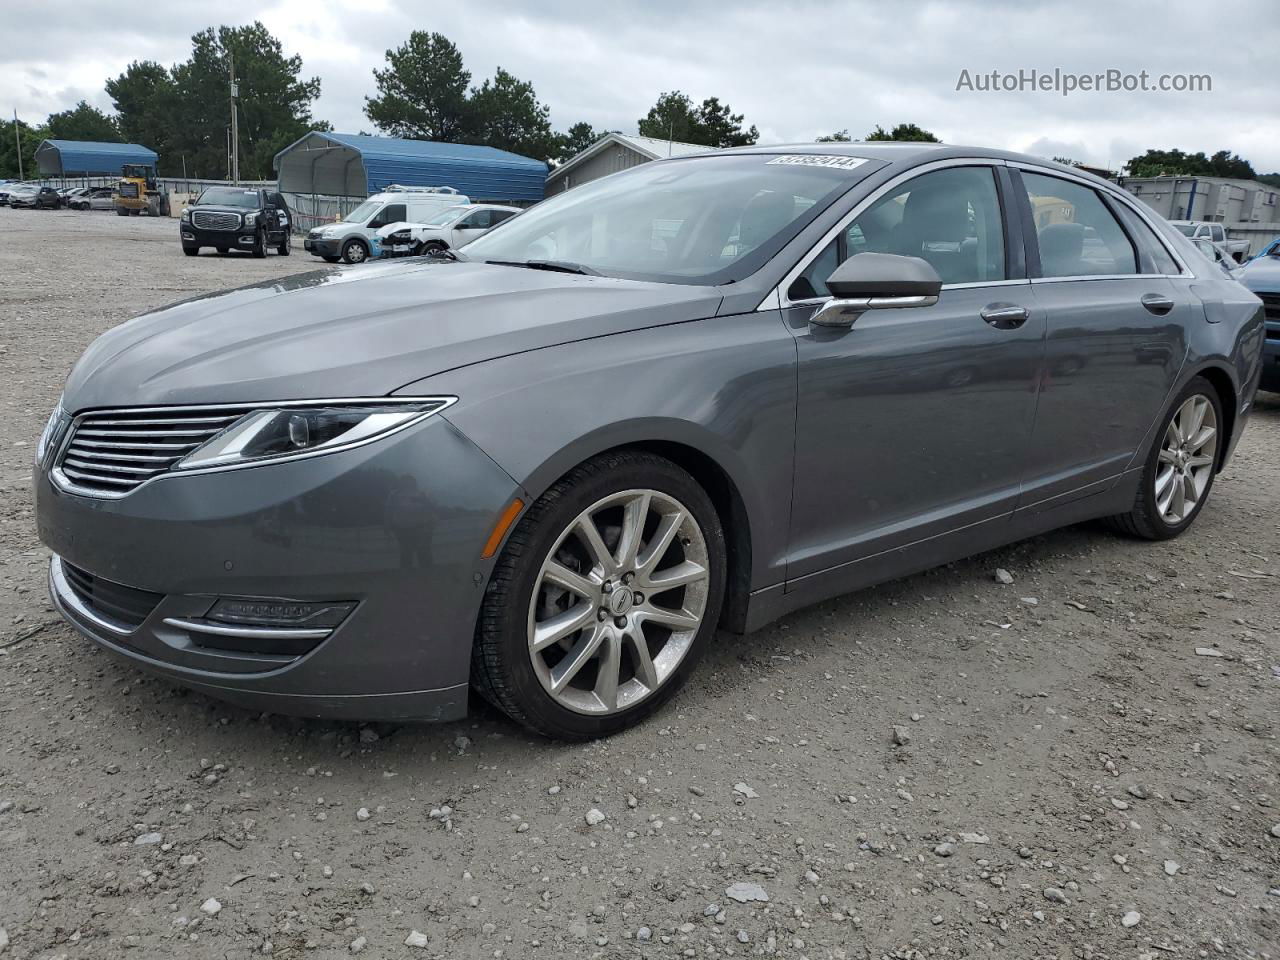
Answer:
[
  {"xmin": 623, "ymin": 572, "xmax": 633, "ymax": 584},
  {"xmin": 597, "ymin": 609, "xmax": 608, "ymax": 622},
  {"xmin": 633, "ymin": 592, "xmax": 644, "ymax": 604},
  {"xmin": 614, "ymin": 616, "xmax": 627, "ymax": 628}
]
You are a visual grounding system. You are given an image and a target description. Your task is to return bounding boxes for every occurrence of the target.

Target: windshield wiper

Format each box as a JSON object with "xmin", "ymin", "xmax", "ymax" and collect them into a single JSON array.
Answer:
[{"xmin": 485, "ymin": 258, "xmax": 599, "ymax": 276}]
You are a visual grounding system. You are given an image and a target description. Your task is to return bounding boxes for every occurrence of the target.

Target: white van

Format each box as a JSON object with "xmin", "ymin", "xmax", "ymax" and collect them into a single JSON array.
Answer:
[{"xmin": 303, "ymin": 186, "xmax": 470, "ymax": 264}]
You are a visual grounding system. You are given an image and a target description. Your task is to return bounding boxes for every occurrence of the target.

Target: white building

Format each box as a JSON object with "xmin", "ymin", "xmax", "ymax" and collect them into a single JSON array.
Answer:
[{"xmin": 546, "ymin": 133, "xmax": 715, "ymax": 194}]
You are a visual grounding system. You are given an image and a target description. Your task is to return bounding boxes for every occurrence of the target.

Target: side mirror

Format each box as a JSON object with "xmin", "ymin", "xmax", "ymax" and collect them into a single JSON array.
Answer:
[{"xmin": 811, "ymin": 253, "xmax": 943, "ymax": 328}]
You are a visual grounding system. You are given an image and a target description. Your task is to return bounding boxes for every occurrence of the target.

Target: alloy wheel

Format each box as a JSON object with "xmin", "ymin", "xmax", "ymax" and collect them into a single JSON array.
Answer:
[
  {"xmin": 527, "ymin": 489, "xmax": 710, "ymax": 716},
  {"xmin": 1155, "ymin": 394, "xmax": 1217, "ymax": 525}
]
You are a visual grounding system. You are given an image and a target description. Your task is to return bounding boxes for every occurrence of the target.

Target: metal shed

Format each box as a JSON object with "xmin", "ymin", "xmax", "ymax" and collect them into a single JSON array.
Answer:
[
  {"xmin": 274, "ymin": 131, "xmax": 547, "ymax": 204},
  {"xmin": 35, "ymin": 139, "xmax": 158, "ymax": 177}
]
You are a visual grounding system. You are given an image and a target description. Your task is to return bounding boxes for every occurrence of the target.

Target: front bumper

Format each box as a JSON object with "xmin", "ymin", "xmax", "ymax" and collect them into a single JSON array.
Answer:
[
  {"xmin": 181, "ymin": 224, "xmax": 258, "ymax": 249},
  {"xmin": 1262, "ymin": 322, "xmax": 1280, "ymax": 391},
  {"xmin": 36, "ymin": 415, "xmax": 521, "ymax": 720},
  {"xmin": 304, "ymin": 236, "xmax": 341, "ymax": 257}
]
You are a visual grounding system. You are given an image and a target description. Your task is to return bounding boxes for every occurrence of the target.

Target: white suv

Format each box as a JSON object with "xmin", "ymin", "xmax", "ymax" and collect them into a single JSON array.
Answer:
[
  {"xmin": 304, "ymin": 186, "xmax": 470, "ymax": 264},
  {"xmin": 373, "ymin": 204, "xmax": 521, "ymax": 258}
]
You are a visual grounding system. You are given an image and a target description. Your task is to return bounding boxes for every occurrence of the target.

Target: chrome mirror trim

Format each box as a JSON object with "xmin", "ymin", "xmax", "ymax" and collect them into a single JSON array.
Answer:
[{"xmin": 810, "ymin": 294, "xmax": 939, "ymax": 328}]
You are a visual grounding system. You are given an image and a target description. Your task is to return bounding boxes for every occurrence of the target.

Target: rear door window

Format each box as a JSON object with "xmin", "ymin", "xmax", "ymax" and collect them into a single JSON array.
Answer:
[{"xmin": 1020, "ymin": 172, "xmax": 1137, "ymax": 278}]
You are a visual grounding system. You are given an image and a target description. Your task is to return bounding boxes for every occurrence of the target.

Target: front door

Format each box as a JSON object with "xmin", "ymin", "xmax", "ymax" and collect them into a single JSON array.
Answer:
[
  {"xmin": 785, "ymin": 164, "xmax": 1044, "ymax": 581},
  {"xmin": 1012, "ymin": 169, "xmax": 1190, "ymax": 506}
]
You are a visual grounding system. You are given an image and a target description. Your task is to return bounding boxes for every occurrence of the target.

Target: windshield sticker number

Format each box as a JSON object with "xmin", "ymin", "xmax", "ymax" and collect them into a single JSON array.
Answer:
[{"xmin": 766, "ymin": 155, "xmax": 869, "ymax": 169}]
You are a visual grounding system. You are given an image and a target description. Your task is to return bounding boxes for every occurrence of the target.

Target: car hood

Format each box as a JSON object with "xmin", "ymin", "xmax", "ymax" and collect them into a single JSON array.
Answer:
[
  {"xmin": 1240, "ymin": 255, "xmax": 1280, "ymax": 293},
  {"xmin": 62, "ymin": 260, "xmax": 723, "ymax": 411}
]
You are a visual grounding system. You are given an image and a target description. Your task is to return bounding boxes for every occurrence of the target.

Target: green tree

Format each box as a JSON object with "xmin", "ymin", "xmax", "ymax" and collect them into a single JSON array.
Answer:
[
  {"xmin": 468, "ymin": 67, "xmax": 557, "ymax": 161},
  {"xmin": 816, "ymin": 129, "xmax": 851, "ymax": 142},
  {"xmin": 45, "ymin": 101, "xmax": 121, "ymax": 142},
  {"xmin": 864, "ymin": 123, "xmax": 940, "ymax": 142},
  {"xmin": 106, "ymin": 60, "xmax": 179, "ymax": 166},
  {"xmin": 365, "ymin": 31, "xmax": 472, "ymax": 141},
  {"xmin": 1125, "ymin": 148, "xmax": 1254, "ymax": 179},
  {"xmin": 0, "ymin": 117, "xmax": 47, "ymax": 179},
  {"xmin": 695, "ymin": 96, "xmax": 757, "ymax": 147},
  {"xmin": 558, "ymin": 121, "xmax": 601, "ymax": 159},
  {"xmin": 171, "ymin": 23, "xmax": 322, "ymax": 179},
  {"xmin": 637, "ymin": 91, "xmax": 757, "ymax": 148}
]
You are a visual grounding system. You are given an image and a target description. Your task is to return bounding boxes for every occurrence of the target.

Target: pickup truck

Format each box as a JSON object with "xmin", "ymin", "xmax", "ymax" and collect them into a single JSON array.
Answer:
[
  {"xmin": 1169, "ymin": 220, "xmax": 1250, "ymax": 262},
  {"xmin": 179, "ymin": 187, "xmax": 292, "ymax": 258}
]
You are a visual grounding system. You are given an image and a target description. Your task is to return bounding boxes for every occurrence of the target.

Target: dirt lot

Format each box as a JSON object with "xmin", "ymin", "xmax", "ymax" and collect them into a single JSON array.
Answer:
[{"xmin": 0, "ymin": 208, "xmax": 1276, "ymax": 960}]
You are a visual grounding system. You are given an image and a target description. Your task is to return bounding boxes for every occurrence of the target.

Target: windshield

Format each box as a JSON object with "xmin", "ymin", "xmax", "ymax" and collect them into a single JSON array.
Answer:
[
  {"xmin": 463, "ymin": 154, "xmax": 871, "ymax": 284},
  {"xmin": 423, "ymin": 207, "xmax": 465, "ymax": 227},
  {"xmin": 341, "ymin": 200, "xmax": 381, "ymax": 224},
  {"xmin": 1172, "ymin": 223, "xmax": 1198, "ymax": 237},
  {"xmin": 197, "ymin": 187, "xmax": 261, "ymax": 209}
]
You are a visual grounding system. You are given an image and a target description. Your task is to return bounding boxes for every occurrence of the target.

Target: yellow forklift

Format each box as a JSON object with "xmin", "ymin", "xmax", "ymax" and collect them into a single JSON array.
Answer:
[{"xmin": 114, "ymin": 163, "xmax": 171, "ymax": 217}]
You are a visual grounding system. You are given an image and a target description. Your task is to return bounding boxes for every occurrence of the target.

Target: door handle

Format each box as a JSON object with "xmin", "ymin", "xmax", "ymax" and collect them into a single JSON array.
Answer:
[
  {"xmin": 980, "ymin": 303, "xmax": 1029, "ymax": 329},
  {"xmin": 1140, "ymin": 293, "xmax": 1175, "ymax": 315}
]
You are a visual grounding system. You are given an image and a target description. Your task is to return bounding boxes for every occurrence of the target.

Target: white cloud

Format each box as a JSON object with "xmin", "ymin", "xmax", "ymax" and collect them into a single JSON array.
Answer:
[{"xmin": 4, "ymin": 0, "xmax": 1278, "ymax": 171}]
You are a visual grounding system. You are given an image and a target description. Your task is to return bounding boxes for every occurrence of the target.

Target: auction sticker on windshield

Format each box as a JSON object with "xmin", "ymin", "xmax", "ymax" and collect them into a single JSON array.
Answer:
[{"xmin": 766, "ymin": 155, "xmax": 869, "ymax": 169}]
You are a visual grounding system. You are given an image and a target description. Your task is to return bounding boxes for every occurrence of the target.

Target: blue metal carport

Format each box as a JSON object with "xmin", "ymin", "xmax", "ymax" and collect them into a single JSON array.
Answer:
[
  {"xmin": 35, "ymin": 140, "xmax": 158, "ymax": 177},
  {"xmin": 274, "ymin": 131, "xmax": 547, "ymax": 204}
]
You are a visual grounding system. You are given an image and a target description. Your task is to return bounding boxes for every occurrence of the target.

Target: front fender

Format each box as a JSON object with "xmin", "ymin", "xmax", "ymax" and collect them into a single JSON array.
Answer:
[{"xmin": 395, "ymin": 311, "xmax": 799, "ymax": 590}]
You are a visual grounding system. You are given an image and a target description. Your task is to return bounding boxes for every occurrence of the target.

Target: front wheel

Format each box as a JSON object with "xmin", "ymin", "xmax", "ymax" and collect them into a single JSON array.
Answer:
[
  {"xmin": 277, "ymin": 232, "xmax": 291, "ymax": 256},
  {"xmin": 182, "ymin": 245, "xmax": 199, "ymax": 257},
  {"xmin": 251, "ymin": 229, "xmax": 266, "ymax": 258},
  {"xmin": 1106, "ymin": 376, "xmax": 1223, "ymax": 540},
  {"xmin": 340, "ymin": 238, "xmax": 369, "ymax": 264},
  {"xmin": 472, "ymin": 451, "xmax": 726, "ymax": 740}
]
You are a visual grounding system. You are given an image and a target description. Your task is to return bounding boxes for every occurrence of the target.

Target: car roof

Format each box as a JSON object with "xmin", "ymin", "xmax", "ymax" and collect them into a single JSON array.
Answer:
[{"xmin": 682, "ymin": 141, "xmax": 1121, "ymax": 189}]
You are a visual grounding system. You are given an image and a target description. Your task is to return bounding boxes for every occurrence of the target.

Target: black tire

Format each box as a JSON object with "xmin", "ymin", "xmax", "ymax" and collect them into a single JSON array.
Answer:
[
  {"xmin": 422, "ymin": 240, "xmax": 448, "ymax": 257},
  {"xmin": 1105, "ymin": 375, "xmax": 1224, "ymax": 541},
  {"xmin": 340, "ymin": 238, "xmax": 370, "ymax": 264},
  {"xmin": 115, "ymin": 207, "xmax": 128, "ymax": 217},
  {"xmin": 472, "ymin": 451, "xmax": 727, "ymax": 740},
  {"xmin": 215, "ymin": 246, "xmax": 229, "ymax": 255},
  {"xmin": 182, "ymin": 245, "xmax": 199, "ymax": 257},
  {"xmin": 277, "ymin": 232, "xmax": 291, "ymax": 256},
  {"xmin": 251, "ymin": 229, "xmax": 266, "ymax": 259}
]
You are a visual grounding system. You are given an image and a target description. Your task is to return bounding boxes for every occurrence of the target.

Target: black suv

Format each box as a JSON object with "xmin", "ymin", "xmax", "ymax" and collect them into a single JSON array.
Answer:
[{"xmin": 180, "ymin": 187, "xmax": 292, "ymax": 258}]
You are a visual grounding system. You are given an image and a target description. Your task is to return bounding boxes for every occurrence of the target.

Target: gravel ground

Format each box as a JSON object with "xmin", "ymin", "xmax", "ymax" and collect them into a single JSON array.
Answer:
[{"xmin": 0, "ymin": 208, "xmax": 1277, "ymax": 960}]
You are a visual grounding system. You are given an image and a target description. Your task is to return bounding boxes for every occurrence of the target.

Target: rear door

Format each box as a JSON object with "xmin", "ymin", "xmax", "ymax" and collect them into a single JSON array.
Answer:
[
  {"xmin": 1014, "ymin": 168, "xmax": 1191, "ymax": 508},
  {"xmin": 785, "ymin": 162, "xmax": 1045, "ymax": 581}
]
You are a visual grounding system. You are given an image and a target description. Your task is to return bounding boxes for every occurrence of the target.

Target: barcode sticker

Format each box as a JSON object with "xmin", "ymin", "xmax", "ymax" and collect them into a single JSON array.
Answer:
[{"xmin": 766, "ymin": 155, "xmax": 869, "ymax": 169}]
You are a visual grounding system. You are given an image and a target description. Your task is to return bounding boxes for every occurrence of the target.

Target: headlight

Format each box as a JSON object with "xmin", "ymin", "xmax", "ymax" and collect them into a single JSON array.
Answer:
[
  {"xmin": 175, "ymin": 399, "xmax": 454, "ymax": 471},
  {"xmin": 36, "ymin": 398, "xmax": 66, "ymax": 465},
  {"xmin": 244, "ymin": 211, "xmax": 259, "ymax": 226},
  {"xmin": 180, "ymin": 208, "xmax": 191, "ymax": 221},
  {"xmin": 388, "ymin": 230, "xmax": 411, "ymax": 243}
]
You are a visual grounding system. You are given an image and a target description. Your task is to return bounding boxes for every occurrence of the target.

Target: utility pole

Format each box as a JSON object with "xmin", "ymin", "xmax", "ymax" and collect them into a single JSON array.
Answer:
[
  {"xmin": 13, "ymin": 110, "xmax": 22, "ymax": 180},
  {"xmin": 229, "ymin": 52, "xmax": 239, "ymax": 184}
]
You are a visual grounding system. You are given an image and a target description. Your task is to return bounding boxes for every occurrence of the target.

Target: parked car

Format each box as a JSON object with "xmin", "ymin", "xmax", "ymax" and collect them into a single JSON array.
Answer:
[
  {"xmin": 34, "ymin": 145, "xmax": 1264, "ymax": 739},
  {"xmin": 1236, "ymin": 245, "xmax": 1280, "ymax": 392},
  {"xmin": 304, "ymin": 186, "xmax": 470, "ymax": 264},
  {"xmin": 1189, "ymin": 237, "xmax": 1243, "ymax": 278},
  {"xmin": 373, "ymin": 204, "xmax": 520, "ymax": 258},
  {"xmin": 0, "ymin": 181, "xmax": 26, "ymax": 205},
  {"xmin": 179, "ymin": 187, "xmax": 292, "ymax": 257},
  {"xmin": 10, "ymin": 185, "xmax": 61, "ymax": 209},
  {"xmin": 70, "ymin": 187, "xmax": 117, "ymax": 211},
  {"xmin": 1169, "ymin": 220, "xmax": 1249, "ymax": 262},
  {"xmin": 60, "ymin": 187, "xmax": 90, "ymax": 204}
]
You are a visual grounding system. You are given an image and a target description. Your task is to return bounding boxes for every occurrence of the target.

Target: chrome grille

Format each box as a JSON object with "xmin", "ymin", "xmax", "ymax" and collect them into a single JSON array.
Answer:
[
  {"xmin": 1260, "ymin": 293, "xmax": 1280, "ymax": 328},
  {"xmin": 56, "ymin": 408, "xmax": 245, "ymax": 496},
  {"xmin": 191, "ymin": 210, "xmax": 241, "ymax": 231}
]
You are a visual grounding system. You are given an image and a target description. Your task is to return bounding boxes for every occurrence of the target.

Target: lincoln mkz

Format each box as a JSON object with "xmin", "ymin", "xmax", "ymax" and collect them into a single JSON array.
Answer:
[{"xmin": 35, "ymin": 144, "xmax": 1264, "ymax": 739}]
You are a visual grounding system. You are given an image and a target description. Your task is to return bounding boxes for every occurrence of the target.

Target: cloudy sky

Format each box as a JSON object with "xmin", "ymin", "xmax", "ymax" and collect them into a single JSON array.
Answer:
[{"xmin": 6, "ymin": 0, "xmax": 1279, "ymax": 171}]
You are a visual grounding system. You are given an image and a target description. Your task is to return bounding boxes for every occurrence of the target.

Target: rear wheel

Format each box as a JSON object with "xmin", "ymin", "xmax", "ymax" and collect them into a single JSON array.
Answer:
[
  {"xmin": 1106, "ymin": 376, "xmax": 1223, "ymax": 540},
  {"xmin": 472, "ymin": 451, "xmax": 726, "ymax": 740},
  {"xmin": 182, "ymin": 245, "xmax": 199, "ymax": 257},
  {"xmin": 341, "ymin": 238, "xmax": 369, "ymax": 264}
]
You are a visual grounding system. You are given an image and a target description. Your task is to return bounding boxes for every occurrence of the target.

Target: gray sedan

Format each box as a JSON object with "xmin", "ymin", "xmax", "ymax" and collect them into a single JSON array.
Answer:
[{"xmin": 34, "ymin": 144, "xmax": 1265, "ymax": 739}]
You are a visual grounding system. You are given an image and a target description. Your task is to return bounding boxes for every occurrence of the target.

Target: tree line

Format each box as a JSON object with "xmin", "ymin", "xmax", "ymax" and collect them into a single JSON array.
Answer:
[{"xmin": 2, "ymin": 23, "xmax": 1277, "ymax": 189}]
